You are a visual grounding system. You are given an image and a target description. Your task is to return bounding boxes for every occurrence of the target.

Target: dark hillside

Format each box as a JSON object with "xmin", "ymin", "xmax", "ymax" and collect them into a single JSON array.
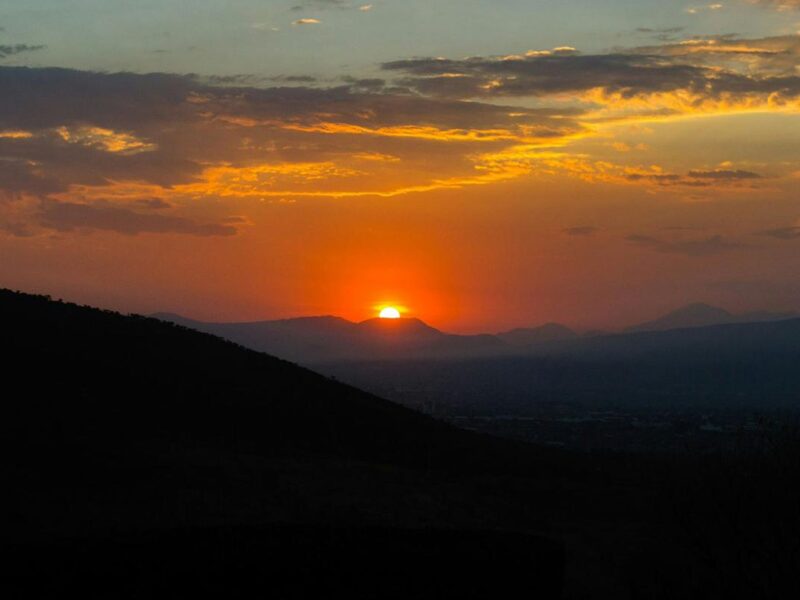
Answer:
[
  {"xmin": 2, "ymin": 289, "xmax": 569, "ymax": 597},
  {"xmin": 6, "ymin": 289, "xmax": 800, "ymax": 598},
  {"xmin": 3, "ymin": 288, "xmax": 549, "ymax": 472}
]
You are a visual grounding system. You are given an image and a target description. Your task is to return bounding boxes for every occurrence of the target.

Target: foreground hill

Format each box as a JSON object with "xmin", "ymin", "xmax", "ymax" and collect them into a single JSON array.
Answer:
[
  {"xmin": 3, "ymin": 289, "xmax": 570, "ymax": 597},
  {"xmin": 4, "ymin": 289, "xmax": 557, "ymax": 473},
  {"xmin": 5, "ymin": 289, "xmax": 800, "ymax": 598}
]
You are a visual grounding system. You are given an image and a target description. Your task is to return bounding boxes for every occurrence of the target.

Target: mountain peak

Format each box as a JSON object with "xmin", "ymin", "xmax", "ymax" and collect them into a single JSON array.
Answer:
[
  {"xmin": 627, "ymin": 303, "xmax": 734, "ymax": 333},
  {"xmin": 357, "ymin": 317, "xmax": 443, "ymax": 336}
]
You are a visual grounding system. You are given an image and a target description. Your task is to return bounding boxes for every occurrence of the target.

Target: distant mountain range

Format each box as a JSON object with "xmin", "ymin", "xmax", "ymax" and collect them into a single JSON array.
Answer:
[
  {"xmin": 154, "ymin": 303, "xmax": 797, "ymax": 364},
  {"xmin": 152, "ymin": 313, "xmax": 507, "ymax": 363},
  {"xmin": 328, "ymin": 315, "xmax": 800, "ymax": 414},
  {"xmin": 624, "ymin": 302, "xmax": 795, "ymax": 333}
]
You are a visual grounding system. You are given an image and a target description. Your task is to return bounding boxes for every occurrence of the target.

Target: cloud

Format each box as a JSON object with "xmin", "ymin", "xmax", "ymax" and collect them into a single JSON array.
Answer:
[
  {"xmin": 626, "ymin": 234, "xmax": 745, "ymax": 256},
  {"xmin": 635, "ymin": 27, "xmax": 685, "ymax": 42},
  {"xmin": 0, "ymin": 64, "xmax": 590, "ymax": 236},
  {"xmin": 293, "ymin": 18, "xmax": 321, "ymax": 25},
  {"xmin": 0, "ymin": 44, "xmax": 45, "ymax": 59},
  {"xmin": 383, "ymin": 52, "xmax": 711, "ymax": 98},
  {"xmin": 685, "ymin": 3, "xmax": 725, "ymax": 15},
  {"xmin": 381, "ymin": 34, "xmax": 800, "ymax": 116},
  {"xmin": 564, "ymin": 226, "xmax": 598, "ymax": 236},
  {"xmin": 38, "ymin": 200, "xmax": 237, "ymax": 237},
  {"xmin": 749, "ymin": 1, "xmax": 800, "ymax": 10},
  {"xmin": 760, "ymin": 226, "xmax": 800, "ymax": 239},
  {"xmin": 625, "ymin": 168, "xmax": 763, "ymax": 187},
  {"xmin": 0, "ymin": 35, "xmax": 789, "ymax": 240},
  {"xmin": 135, "ymin": 198, "xmax": 171, "ymax": 210},
  {"xmin": 686, "ymin": 169, "xmax": 762, "ymax": 180}
]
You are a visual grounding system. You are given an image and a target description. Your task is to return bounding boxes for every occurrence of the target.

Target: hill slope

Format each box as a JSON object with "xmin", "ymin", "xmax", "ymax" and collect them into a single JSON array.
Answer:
[
  {"xmin": 3, "ymin": 289, "xmax": 569, "ymax": 597},
  {"xmin": 4, "ymin": 289, "xmax": 541, "ymax": 472}
]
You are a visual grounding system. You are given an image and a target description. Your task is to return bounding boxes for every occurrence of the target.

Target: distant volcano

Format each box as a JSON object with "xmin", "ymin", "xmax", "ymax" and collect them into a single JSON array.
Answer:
[{"xmin": 625, "ymin": 303, "xmax": 795, "ymax": 333}]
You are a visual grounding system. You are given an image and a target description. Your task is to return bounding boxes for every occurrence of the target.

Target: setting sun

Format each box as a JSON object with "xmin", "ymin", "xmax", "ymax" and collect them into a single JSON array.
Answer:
[{"xmin": 379, "ymin": 307, "xmax": 401, "ymax": 319}]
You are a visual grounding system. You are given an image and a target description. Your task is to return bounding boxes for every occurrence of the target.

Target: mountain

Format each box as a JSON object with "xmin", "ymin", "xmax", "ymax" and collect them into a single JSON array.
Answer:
[
  {"xmin": 7, "ymin": 290, "xmax": 549, "ymax": 477},
  {"xmin": 153, "ymin": 303, "xmax": 798, "ymax": 366},
  {"xmin": 626, "ymin": 302, "xmax": 795, "ymax": 333},
  {"xmin": 497, "ymin": 323, "xmax": 578, "ymax": 346},
  {"xmin": 3, "ymin": 289, "xmax": 566, "ymax": 597},
  {"xmin": 327, "ymin": 316, "xmax": 800, "ymax": 415},
  {"xmin": 152, "ymin": 313, "xmax": 508, "ymax": 363},
  {"xmin": 6, "ymin": 289, "xmax": 798, "ymax": 597}
]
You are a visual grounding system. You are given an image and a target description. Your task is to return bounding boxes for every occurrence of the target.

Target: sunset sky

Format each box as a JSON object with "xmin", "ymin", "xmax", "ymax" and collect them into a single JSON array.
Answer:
[{"xmin": 3, "ymin": 0, "xmax": 800, "ymax": 331}]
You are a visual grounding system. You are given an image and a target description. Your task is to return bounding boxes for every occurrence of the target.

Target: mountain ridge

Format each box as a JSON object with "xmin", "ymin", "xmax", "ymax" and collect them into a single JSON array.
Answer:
[
  {"xmin": 153, "ymin": 301, "xmax": 797, "ymax": 364},
  {"xmin": 625, "ymin": 302, "xmax": 795, "ymax": 333}
]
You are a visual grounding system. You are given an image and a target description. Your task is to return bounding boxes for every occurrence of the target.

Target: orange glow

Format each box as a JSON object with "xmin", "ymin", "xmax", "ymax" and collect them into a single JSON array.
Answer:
[{"xmin": 379, "ymin": 307, "xmax": 401, "ymax": 319}]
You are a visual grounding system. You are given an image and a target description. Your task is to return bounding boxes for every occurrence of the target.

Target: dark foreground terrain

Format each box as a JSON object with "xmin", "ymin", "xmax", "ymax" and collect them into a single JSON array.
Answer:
[{"xmin": 4, "ymin": 289, "xmax": 800, "ymax": 598}]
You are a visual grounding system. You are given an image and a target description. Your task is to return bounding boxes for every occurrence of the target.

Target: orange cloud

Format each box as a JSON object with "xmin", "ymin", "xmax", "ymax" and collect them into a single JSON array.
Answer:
[{"xmin": 55, "ymin": 126, "xmax": 157, "ymax": 154}]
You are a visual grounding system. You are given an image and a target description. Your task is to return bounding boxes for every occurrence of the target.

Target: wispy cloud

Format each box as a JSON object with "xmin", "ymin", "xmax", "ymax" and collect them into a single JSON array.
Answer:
[
  {"xmin": 0, "ymin": 44, "xmax": 45, "ymax": 59},
  {"xmin": 685, "ymin": 3, "xmax": 725, "ymax": 15},
  {"xmin": 749, "ymin": 0, "xmax": 800, "ymax": 10},
  {"xmin": 760, "ymin": 225, "xmax": 800, "ymax": 239},
  {"xmin": 382, "ymin": 34, "xmax": 800, "ymax": 116},
  {"xmin": 38, "ymin": 200, "xmax": 237, "ymax": 237},
  {"xmin": 626, "ymin": 234, "xmax": 745, "ymax": 256}
]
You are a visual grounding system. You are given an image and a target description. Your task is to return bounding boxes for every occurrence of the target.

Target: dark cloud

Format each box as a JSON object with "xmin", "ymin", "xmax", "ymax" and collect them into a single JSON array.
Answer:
[
  {"xmin": 626, "ymin": 234, "xmax": 745, "ymax": 257},
  {"xmin": 687, "ymin": 169, "xmax": 762, "ymax": 180},
  {"xmin": 381, "ymin": 39, "xmax": 800, "ymax": 102},
  {"xmin": 626, "ymin": 173, "xmax": 682, "ymax": 185},
  {"xmin": 0, "ymin": 158, "xmax": 66, "ymax": 196},
  {"xmin": 270, "ymin": 75, "xmax": 318, "ymax": 83},
  {"xmin": 635, "ymin": 27, "xmax": 685, "ymax": 42},
  {"xmin": 0, "ymin": 67, "xmax": 196, "ymax": 132},
  {"xmin": 0, "ymin": 44, "xmax": 45, "ymax": 59},
  {"xmin": 382, "ymin": 53, "xmax": 711, "ymax": 98},
  {"xmin": 626, "ymin": 169, "xmax": 763, "ymax": 187},
  {"xmin": 340, "ymin": 76, "xmax": 385, "ymax": 91},
  {"xmin": 564, "ymin": 226, "xmax": 598, "ymax": 236},
  {"xmin": 760, "ymin": 226, "xmax": 800, "ymax": 240},
  {"xmin": 38, "ymin": 201, "xmax": 237, "ymax": 237},
  {"xmin": 0, "ymin": 65, "xmax": 587, "ymax": 236},
  {"xmin": 135, "ymin": 198, "xmax": 171, "ymax": 210},
  {"xmin": 202, "ymin": 73, "xmax": 268, "ymax": 86}
]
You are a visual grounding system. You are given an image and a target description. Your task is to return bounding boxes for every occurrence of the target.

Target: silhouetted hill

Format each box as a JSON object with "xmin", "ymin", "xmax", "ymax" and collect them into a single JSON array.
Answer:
[
  {"xmin": 4, "ymin": 288, "xmax": 570, "ymax": 597},
  {"xmin": 498, "ymin": 323, "xmax": 578, "ymax": 346},
  {"xmin": 153, "ymin": 312, "xmax": 508, "ymax": 363},
  {"xmin": 6, "ymin": 289, "xmax": 800, "ymax": 598},
  {"xmin": 626, "ymin": 302, "xmax": 795, "ymax": 333},
  {"xmin": 6, "ymin": 290, "xmax": 552, "ymax": 473}
]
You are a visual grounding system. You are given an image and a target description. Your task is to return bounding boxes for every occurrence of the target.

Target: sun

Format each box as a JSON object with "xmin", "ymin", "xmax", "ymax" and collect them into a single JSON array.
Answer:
[{"xmin": 379, "ymin": 306, "xmax": 401, "ymax": 319}]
